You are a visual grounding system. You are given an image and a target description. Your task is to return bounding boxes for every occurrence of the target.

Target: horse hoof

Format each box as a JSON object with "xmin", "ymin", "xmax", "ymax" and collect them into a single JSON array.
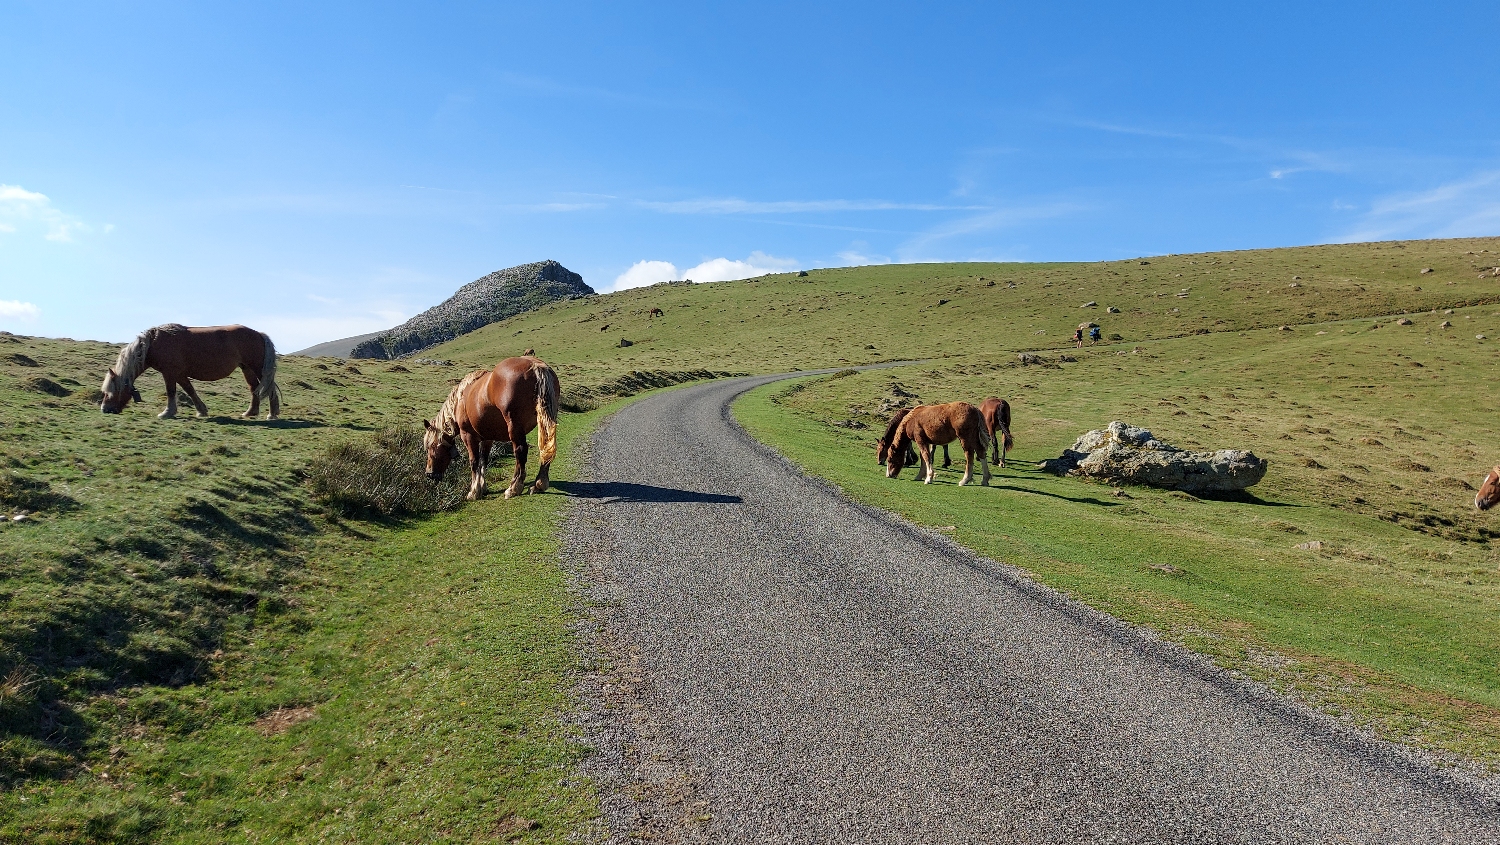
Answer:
[
  {"xmin": 532, "ymin": 480, "xmax": 549, "ymax": 494},
  {"xmin": 158, "ymin": 411, "xmax": 175, "ymax": 419},
  {"xmin": 503, "ymin": 488, "xmax": 518, "ymax": 500}
]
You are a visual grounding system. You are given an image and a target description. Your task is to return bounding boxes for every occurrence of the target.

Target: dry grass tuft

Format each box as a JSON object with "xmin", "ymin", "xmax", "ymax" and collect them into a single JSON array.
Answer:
[{"xmin": 307, "ymin": 427, "xmax": 469, "ymax": 516}]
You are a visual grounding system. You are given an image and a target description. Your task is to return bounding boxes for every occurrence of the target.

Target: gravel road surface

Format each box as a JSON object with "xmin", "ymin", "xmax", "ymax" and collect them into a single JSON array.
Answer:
[{"xmin": 564, "ymin": 373, "xmax": 1500, "ymax": 844}]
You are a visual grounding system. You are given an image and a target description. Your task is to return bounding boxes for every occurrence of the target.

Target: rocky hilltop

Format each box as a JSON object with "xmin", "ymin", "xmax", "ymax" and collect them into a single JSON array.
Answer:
[{"xmin": 349, "ymin": 260, "xmax": 593, "ymax": 359}]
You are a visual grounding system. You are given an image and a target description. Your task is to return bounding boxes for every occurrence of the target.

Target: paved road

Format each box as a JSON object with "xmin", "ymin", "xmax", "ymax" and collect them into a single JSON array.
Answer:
[{"xmin": 563, "ymin": 373, "xmax": 1500, "ymax": 844}]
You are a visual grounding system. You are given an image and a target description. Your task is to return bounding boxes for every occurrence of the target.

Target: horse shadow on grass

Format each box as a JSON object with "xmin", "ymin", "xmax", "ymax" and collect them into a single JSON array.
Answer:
[
  {"xmin": 203, "ymin": 416, "xmax": 331, "ymax": 430},
  {"xmin": 550, "ymin": 480, "xmax": 743, "ymax": 505}
]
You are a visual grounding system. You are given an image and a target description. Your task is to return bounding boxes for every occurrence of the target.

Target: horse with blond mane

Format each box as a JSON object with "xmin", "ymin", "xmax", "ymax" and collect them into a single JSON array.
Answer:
[
  {"xmin": 883, "ymin": 402, "xmax": 993, "ymax": 486},
  {"xmin": 100, "ymin": 323, "xmax": 280, "ymax": 419},
  {"xmin": 423, "ymin": 356, "xmax": 560, "ymax": 500}
]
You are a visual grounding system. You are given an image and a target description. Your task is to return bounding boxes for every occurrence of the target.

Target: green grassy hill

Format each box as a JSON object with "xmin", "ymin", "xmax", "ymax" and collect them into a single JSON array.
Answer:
[{"xmin": 437, "ymin": 237, "xmax": 1500, "ymax": 381}]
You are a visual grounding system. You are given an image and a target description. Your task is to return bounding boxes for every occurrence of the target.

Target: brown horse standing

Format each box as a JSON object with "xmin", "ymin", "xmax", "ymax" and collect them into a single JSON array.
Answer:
[
  {"xmin": 423, "ymin": 356, "xmax": 560, "ymax": 500},
  {"xmin": 885, "ymin": 402, "xmax": 993, "ymax": 486},
  {"xmin": 978, "ymin": 397, "xmax": 1015, "ymax": 467},
  {"xmin": 876, "ymin": 406, "xmax": 950, "ymax": 468},
  {"xmin": 100, "ymin": 323, "xmax": 280, "ymax": 419},
  {"xmin": 1477, "ymin": 466, "xmax": 1500, "ymax": 511}
]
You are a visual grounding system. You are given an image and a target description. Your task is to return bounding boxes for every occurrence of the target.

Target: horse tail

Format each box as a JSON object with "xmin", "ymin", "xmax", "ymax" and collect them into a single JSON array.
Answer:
[
  {"xmin": 256, "ymin": 332, "xmax": 280, "ymax": 405},
  {"xmin": 974, "ymin": 405, "xmax": 995, "ymax": 457},
  {"xmin": 999, "ymin": 399, "xmax": 1014, "ymax": 451},
  {"xmin": 532, "ymin": 359, "xmax": 559, "ymax": 465}
]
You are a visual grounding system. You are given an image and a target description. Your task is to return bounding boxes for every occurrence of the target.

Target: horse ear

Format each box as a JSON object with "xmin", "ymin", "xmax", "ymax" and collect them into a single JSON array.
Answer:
[{"xmin": 423, "ymin": 419, "xmax": 434, "ymax": 431}]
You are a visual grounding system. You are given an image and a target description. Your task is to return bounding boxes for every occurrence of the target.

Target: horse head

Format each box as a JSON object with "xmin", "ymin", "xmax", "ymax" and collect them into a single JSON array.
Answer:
[
  {"xmin": 885, "ymin": 434, "xmax": 911, "ymax": 478},
  {"xmin": 99, "ymin": 368, "xmax": 142, "ymax": 414},
  {"xmin": 1477, "ymin": 466, "xmax": 1500, "ymax": 511},
  {"xmin": 423, "ymin": 419, "xmax": 460, "ymax": 481}
]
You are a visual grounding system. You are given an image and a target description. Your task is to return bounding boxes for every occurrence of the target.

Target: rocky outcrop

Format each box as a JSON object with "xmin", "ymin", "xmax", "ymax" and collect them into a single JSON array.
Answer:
[
  {"xmin": 350, "ymin": 260, "xmax": 593, "ymax": 359},
  {"xmin": 1040, "ymin": 421, "xmax": 1268, "ymax": 492}
]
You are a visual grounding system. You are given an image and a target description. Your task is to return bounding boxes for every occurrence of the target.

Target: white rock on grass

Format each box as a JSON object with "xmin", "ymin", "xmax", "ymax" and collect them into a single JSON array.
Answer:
[{"xmin": 1040, "ymin": 421, "xmax": 1268, "ymax": 492}]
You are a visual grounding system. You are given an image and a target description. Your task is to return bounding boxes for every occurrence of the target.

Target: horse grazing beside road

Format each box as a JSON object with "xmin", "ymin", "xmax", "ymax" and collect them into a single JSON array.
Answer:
[
  {"xmin": 877, "ymin": 407, "xmax": 946, "ymax": 468},
  {"xmin": 1477, "ymin": 466, "xmax": 1500, "ymax": 511},
  {"xmin": 884, "ymin": 402, "xmax": 993, "ymax": 486},
  {"xmin": 978, "ymin": 397, "xmax": 1015, "ymax": 467},
  {"xmin": 100, "ymin": 324, "xmax": 280, "ymax": 419},
  {"xmin": 423, "ymin": 356, "xmax": 560, "ymax": 500}
]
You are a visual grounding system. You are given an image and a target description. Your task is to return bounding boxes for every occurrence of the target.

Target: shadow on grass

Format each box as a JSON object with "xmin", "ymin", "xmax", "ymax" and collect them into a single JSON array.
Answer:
[
  {"xmin": 551, "ymin": 480, "xmax": 743, "ymax": 505},
  {"xmin": 1188, "ymin": 488, "xmax": 1301, "ymax": 507},
  {"xmin": 204, "ymin": 417, "xmax": 329, "ymax": 430}
]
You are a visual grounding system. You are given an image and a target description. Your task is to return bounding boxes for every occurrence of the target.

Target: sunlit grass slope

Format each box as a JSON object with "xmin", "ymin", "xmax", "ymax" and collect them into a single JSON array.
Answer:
[{"xmin": 436, "ymin": 237, "xmax": 1500, "ymax": 380}]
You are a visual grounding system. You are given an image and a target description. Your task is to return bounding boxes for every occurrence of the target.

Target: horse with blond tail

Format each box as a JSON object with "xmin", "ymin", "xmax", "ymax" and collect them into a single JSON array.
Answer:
[
  {"xmin": 99, "ymin": 323, "xmax": 280, "ymax": 419},
  {"xmin": 423, "ymin": 355, "xmax": 560, "ymax": 500}
]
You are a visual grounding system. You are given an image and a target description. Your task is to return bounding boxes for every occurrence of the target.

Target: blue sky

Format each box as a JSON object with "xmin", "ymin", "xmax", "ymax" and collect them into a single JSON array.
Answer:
[{"xmin": 2, "ymin": 2, "xmax": 1498, "ymax": 350}]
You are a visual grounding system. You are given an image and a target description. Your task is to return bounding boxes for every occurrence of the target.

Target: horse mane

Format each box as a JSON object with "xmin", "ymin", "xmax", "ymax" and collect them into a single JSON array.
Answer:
[
  {"xmin": 103, "ymin": 323, "xmax": 187, "ymax": 393},
  {"xmin": 431, "ymin": 370, "xmax": 488, "ymax": 438}
]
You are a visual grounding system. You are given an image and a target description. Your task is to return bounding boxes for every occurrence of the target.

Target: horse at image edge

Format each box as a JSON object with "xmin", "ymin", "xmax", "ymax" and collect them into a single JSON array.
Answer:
[{"xmin": 424, "ymin": 355, "xmax": 560, "ymax": 500}]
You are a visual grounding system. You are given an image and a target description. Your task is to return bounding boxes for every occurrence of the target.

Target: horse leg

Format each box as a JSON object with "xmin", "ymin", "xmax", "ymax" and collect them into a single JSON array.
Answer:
[
  {"xmin": 532, "ymin": 437, "xmax": 551, "ymax": 495},
  {"xmin": 159, "ymin": 375, "xmax": 178, "ymax": 419},
  {"xmin": 975, "ymin": 429, "xmax": 992, "ymax": 486},
  {"xmin": 241, "ymin": 367, "xmax": 261, "ymax": 418},
  {"xmin": 920, "ymin": 444, "xmax": 935, "ymax": 484},
  {"xmin": 941, "ymin": 443, "xmax": 951, "ymax": 468},
  {"xmin": 463, "ymin": 432, "xmax": 486, "ymax": 500},
  {"xmin": 959, "ymin": 441, "xmax": 975, "ymax": 486},
  {"xmin": 505, "ymin": 439, "xmax": 528, "ymax": 499},
  {"xmin": 179, "ymin": 378, "xmax": 209, "ymax": 417}
]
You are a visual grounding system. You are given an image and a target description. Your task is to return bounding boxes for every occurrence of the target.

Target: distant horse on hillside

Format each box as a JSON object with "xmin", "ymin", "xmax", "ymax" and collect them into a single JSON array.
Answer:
[
  {"xmin": 100, "ymin": 323, "xmax": 280, "ymax": 419},
  {"xmin": 978, "ymin": 397, "xmax": 1015, "ymax": 467},
  {"xmin": 1478, "ymin": 467, "xmax": 1500, "ymax": 511},
  {"xmin": 423, "ymin": 355, "xmax": 560, "ymax": 500},
  {"xmin": 884, "ymin": 402, "xmax": 992, "ymax": 486}
]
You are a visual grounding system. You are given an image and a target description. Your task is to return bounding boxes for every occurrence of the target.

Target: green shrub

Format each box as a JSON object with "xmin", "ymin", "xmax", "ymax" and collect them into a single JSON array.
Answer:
[{"xmin": 306, "ymin": 428, "xmax": 469, "ymax": 517}]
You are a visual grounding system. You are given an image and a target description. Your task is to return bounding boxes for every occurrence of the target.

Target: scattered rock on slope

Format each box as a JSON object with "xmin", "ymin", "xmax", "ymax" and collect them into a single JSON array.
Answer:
[
  {"xmin": 1039, "ymin": 421, "xmax": 1268, "ymax": 492},
  {"xmin": 350, "ymin": 260, "xmax": 593, "ymax": 359}
]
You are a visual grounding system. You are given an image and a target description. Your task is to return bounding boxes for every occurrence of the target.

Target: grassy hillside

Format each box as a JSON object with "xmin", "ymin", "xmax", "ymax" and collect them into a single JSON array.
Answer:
[
  {"xmin": 440, "ymin": 236, "xmax": 1500, "ymax": 766},
  {"xmin": 435, "ymin": 237, "xmax": 1500, "ymax": 381},
  {"xmin": 0, "ymin": 336, "xmax": 616, "ymax": 842}
]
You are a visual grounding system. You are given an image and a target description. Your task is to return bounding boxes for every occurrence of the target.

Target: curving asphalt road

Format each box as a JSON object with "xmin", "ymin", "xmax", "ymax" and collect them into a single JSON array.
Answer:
[{"xmin": 563, "ymin": 373, "xmax": 1500, "ymax": 844}]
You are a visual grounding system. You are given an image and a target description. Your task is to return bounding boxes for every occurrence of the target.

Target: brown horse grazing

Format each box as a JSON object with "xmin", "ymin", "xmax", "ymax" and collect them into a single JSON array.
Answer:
[
  {"xmin": 978, "ymin": 397, "xmax": 1016, "ymax": 467},
  {"xmin": 886, "ymin": 402, "xmax": 993, "ymax": 486},
  {"xmin": 877, "ymin": 406, "xmax": 950, "ymax": 468},
  {"xmin": 423, "ymin": 356, "xmax": 560, "ymax": 500},
  {"xmin": 1477, "ymin": 466, "xmax": 1500, "ymax": 511},
  {"xmin": 100, "ymin": 324, "xmax": 280, "ymax": 419}
]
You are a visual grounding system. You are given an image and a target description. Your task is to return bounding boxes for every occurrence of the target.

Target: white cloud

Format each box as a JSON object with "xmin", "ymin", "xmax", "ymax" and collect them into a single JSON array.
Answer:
[
  {"xmin": 0, "ymin": 300, "xmax": 40, "ymax": 321},
  {"xmin": 1338, "ymin": 170, "xmax": 1500, "ymax": 243},
  {"xmin": 0, "ymin": 184, "xmax": 90, "ymax": 242},
  {"xmin": 610, "ymin": 252, "xmax": 801, "ymax": 291},
  {"xmin": 682, "ymin": 251, "xmax": 800, "ymax": 283},
  {"xmin": 611, "ymin": 260, "xmax": 679, "ymax": 292}
]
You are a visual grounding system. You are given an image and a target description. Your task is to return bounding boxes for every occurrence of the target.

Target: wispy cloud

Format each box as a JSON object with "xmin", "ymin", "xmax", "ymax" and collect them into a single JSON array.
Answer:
[
  {"xmin": 0, "ymin": 184, "xmax": 92, "ymax": 242},
  {"xmin": 637, "ymin": 198, "xmax": 987, "ymax": 214},
  {"xmin": 0, "ymin": 300, "xmax": 40, "ymax": 321},
  {"xmin": 1337, "ymin": 170, "xmax": 1500, "ymax": 243},
  {"xmin": 1071, "ymin": 118, "xmax": 1345, "ymax": 179},
  {"xmin": 897, "ymin": 202, "xmax": 1086, "ymax": 260}
]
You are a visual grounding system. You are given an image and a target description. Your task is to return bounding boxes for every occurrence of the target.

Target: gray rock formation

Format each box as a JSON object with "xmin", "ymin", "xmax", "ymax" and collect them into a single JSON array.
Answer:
[
  {"xmin": 1040, "ymin": 421, "xmax": 1268, "ymax": 492},
  {"xmin": 350, "ymin": 260, "xmax": 593, "ymax": 359}
]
